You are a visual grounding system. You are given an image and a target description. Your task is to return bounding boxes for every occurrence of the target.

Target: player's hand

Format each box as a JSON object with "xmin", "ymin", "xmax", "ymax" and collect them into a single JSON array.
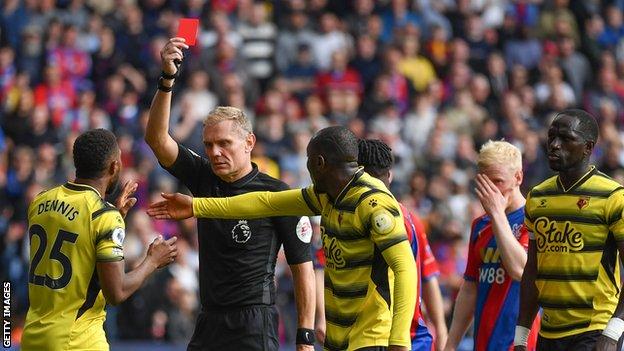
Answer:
[
  {"xmin": 160, "ymin": 37, "xmax": 188, "ymax": 76},
  {"xmin": 475, "ymin": 173, "xmax": 507, "ymax": 216},
  {"xmin": 146, "ymin": 235, "xmax": 178, "ymax": 269},
  {"xmin": 296, "ymin": 345, "xmax": 314, "ymax": 351},
  {"xmin": 115, "ymin": 181, "xmax": 138, "ymax": 219},
  {"xmin": 595, "ymin": 335, "xmax": 619, "ymax": 351},
  {"xmin": 388, "ymin": 346, "xmax": 408, "ymax": 351},
  {"xmin": 147, "ymin": 192, "xmax": 194, "ymax": 220}
]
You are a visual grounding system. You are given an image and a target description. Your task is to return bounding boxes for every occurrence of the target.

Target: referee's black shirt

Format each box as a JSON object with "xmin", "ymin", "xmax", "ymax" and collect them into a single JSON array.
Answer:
[{"xmin": 163, "ymin": 143, "xmax": 312, "ymax": 309}]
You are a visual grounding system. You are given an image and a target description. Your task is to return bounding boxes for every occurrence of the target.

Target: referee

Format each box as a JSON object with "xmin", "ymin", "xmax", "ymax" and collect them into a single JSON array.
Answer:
[{"xmin": 145, "ymin": 38, "xmax": 316, "ymax": 351}]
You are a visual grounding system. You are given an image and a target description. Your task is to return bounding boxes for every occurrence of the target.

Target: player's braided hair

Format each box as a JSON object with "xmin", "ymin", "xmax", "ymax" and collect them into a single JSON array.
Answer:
[
  {"xmin": 357, "ymin": 139, "xmax": 394, "ymax": 177},
  {"xmin": 73, "ymin": 128, "xmax": 118, "ymax": 179}
]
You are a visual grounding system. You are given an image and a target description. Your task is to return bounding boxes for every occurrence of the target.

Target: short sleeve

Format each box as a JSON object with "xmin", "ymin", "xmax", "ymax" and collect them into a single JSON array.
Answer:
[
  {"xmin": 464, "ymin": 220, "xmax": 480, "ymax": 281},
  {"xmin": 606, "ymin": 188, "xmax": 624, "ymax": 242},
  {"xmin": 162, "ymin": 142, "xmax": 211, "ymax": 194},
  {"xmin": 360, "ymin": 193, "xmax": 407, "ymax": 251},
  {"xmin": 276, "ymin": 215, "xmax": 313, "ymax": 265},
  {"xmin": 93, "ymin": 208, "xmax": 125, "ymax": 262}
]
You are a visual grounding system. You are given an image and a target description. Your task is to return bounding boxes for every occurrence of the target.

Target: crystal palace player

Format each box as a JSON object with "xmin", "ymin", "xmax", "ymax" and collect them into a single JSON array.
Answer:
[{"xmin": 444, "ymin": 141, "xmax": 539, "ymax": 351}]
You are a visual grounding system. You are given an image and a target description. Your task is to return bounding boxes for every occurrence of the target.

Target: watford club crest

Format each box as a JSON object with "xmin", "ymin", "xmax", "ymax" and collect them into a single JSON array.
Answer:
[{"xmin": 577, "ymin": 196, "xmax": 590, "ymax": 210}]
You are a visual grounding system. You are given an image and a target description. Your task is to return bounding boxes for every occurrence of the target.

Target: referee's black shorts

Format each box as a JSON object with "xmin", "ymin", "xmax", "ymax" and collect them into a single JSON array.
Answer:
[{"xmin": 187, "ymin": 305, "xmax": 279, "ymax": 351}]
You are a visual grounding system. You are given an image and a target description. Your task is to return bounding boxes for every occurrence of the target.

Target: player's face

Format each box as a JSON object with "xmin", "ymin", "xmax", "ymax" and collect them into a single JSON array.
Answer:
[
  {"xmin": 480, "ymin": 164, "xmax": 520, "ymax": 201},
  {"xmin": 203, "ymin": 120, "xmax": 254, "ymax": 180},
  {"xmin": 547, "ymin": 116, "xmax": 589, "ymax": 172}
]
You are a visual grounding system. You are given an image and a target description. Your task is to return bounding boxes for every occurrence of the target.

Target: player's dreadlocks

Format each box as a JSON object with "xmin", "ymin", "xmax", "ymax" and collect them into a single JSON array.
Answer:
[{"xmin": 357, "ymin": 139, "xmax": 394, "ymax": 178}]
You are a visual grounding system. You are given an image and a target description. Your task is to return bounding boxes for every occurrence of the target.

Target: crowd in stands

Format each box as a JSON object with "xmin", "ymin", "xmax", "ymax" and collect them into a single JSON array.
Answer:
[{"xmin": 1, "ymin": 0, "xmax": 624, "ymax": 347}]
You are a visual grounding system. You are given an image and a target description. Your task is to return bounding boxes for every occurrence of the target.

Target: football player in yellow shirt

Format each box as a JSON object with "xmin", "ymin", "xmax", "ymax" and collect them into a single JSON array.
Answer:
[
  {"xmin": 22, "ymin": 129, "xmax": 178, "ymax": 351},
  {"xmin": 515, "ymin": 109, "xmax": 624, "ymax": 351}
]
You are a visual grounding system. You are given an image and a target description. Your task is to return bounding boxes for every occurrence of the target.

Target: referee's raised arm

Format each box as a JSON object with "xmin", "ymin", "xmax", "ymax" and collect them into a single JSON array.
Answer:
[{"xmin": 145, "ymin": 37, "xmax": 188, "ymax": 167}]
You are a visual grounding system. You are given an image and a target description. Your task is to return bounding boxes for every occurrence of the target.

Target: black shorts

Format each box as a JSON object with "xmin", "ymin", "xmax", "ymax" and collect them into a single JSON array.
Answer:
[
  {"xmin": 187, "ymin": 305, "xmax": 279, "ymax": 351},
  {"xmin": 537, "ymin": 330, "xmax": 622, "ymax": 351}
]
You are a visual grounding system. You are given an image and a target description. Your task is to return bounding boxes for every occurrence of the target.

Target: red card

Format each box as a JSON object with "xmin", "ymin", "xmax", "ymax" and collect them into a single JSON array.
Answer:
[{"xmin": 177, "ymin": 18, "xmax": 199, "ymax": 46}]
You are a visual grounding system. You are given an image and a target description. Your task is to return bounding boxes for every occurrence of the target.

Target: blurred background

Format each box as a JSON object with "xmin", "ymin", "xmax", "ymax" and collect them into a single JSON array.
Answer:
[{"xmin": 1, "ymin": 0, "xmax": 624, "ymax": 350}]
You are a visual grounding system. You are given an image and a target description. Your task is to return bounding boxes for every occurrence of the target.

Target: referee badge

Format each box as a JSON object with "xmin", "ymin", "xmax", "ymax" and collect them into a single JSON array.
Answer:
[{"xmin": 296, "ymin": 216, "xmax": 312, "ymax": 243}]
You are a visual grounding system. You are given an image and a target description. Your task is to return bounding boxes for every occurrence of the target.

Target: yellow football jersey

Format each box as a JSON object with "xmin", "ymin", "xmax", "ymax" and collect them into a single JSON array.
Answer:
[
  {"xmin": 22, "ymin": 182, "xmax": 125, "ymax": 351},
  {"xmin": 525, "ymin": 166, "xmax": 624, "ymax": 339},
  {"xmin": 193, "ymin": 169, "xmax": 417, "ymax": 350}
]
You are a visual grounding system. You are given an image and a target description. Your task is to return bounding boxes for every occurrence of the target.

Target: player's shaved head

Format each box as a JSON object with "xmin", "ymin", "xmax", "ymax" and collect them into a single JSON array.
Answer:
[
  {"xmin": 554, "ymin": 109, "xmax": 599, "ymax": 143},
  {"xmin": 308, "ymin": 126, "xmax": 358, "ymax": 164}
]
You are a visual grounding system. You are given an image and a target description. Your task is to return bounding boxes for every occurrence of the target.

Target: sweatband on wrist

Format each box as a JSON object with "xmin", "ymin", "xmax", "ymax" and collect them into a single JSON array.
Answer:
[
  {"xmin": 514, "ymin": 325, "xmax": 530, "ymax": 346},
  {"xmin": 602, "ymin": 317, "xmax": 624, "ymax": 341},
  {"xmin": 295, "ymin": 328, "xmax": 315, "ymax": 345}
]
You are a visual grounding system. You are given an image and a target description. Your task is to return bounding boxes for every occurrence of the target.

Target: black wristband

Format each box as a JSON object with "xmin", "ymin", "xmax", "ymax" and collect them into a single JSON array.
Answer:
[
  {"xmin": 161, "ymin": 59, "xmax": 182, "ymax": 80},
  {"xmin": 157, "ymin": 77, "xmax": 174, "ymax": 92},
  {"xmin": 295, "ymin": 328, "xmax": 315, "ymax": 345}
]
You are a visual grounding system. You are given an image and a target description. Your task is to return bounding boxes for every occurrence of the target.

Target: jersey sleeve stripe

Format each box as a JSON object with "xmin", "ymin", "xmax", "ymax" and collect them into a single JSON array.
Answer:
[
  {"xmin": 383, "ymin": 205, "xmax": 401, "ymax": 217},
  {"xmin": 377, "ymin": 236, "xmax": 408, "ymax": 252},
  {"xmin": 95, "ymin": 229, "xmax": 116, "ymax": 245},
  {"xmin": 301, "ymin": 188, "xmax": 321, "ymax": 214},
  {"xmin": 76, "ymin": 269, "xmax": 101, "ymax": 320},
  {"xmin": 91, "ymin": 206, "xmax": 119, "ymax": 220}
]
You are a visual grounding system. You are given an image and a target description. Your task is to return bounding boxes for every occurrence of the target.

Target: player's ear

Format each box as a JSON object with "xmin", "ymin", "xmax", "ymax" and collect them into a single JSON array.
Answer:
[
  {"xmin": 109, "ymin": 158, "xmax": 120, "ymax": 176},
  {"xmin": 317, "ymin": 154, "xmax": 326, "ymax": 169},
  {"xmin": 583, "ymin": 139, "xmax": 595, "ymax": 158},
  {"xmin": 515, "ymin": 169, "xmax": 523, "ymax": 186},
  {"xmin": 245, "ymin": 132, "xmax": 256, "ymax": 154}
]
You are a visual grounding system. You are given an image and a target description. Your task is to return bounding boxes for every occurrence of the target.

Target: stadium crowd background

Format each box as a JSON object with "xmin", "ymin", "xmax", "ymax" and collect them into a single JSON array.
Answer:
[{"xmin": 1, "ymin": 0, "xmax": 624, "ymax": 349}]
